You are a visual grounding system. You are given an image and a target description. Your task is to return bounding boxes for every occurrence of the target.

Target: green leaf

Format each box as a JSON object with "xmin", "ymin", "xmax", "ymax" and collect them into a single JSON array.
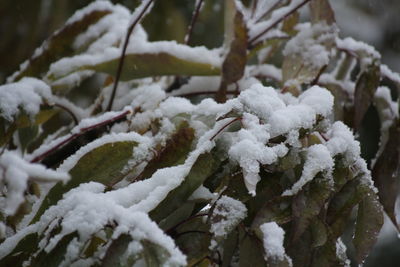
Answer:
[
  {"xmin": 311, "ymin": 239, "xmax": 350, "ymax": 267},
  {"xmin": 48, "ymin": 52, "xmax": 221, "ymax": 82},
  {"xmin": 101, "ymin": 234, "xmax": 133, "ymax": 267},
  {"xmin": 291, "ymin": 175, "xmax": 332, "ymax": 242},
  {"xmin": 18, "ymin": 125, "xmax": 39, "ymax": 152},
  {"xmin": 239, "ymin": 234, "xmax": 266, "ymax": 267},
  {"xmin": 12, "ymin": 9, "xmax": 112, "ymax": 81},
  {"xmin": 372, "ymin": 119, "xmax": 400, "ymax": 229},
  {"xmin": 31, "ymin": 140, "xmax": 138, "ymax": 223},
  {"xmin": 353, "ymin": 62, "xmax": 380, "ymax": 130},
  {"xmin": 310, "ymin": 0, "xmax": 336, "ymax": 25},
  {"xmin": 221, "ymin": 230, "xmax": 238, "ymax": 267},
  {"xmin": 353, "ymin": 192, "xmax": 384, "ymax": 264},
  {"xmin": 31, "ymin": 232, "xmax": 78, "ymax": 267},
  {"xmin": 0, "ymin": 233, "xmax": 39, "ymax": 266},
  {"xmin": 310, "ymin": 218, "xmax": 327, "ymax": 248},
  {"xmin": 149, "ymin": 151, "xmax": 221, "ymax": 222}
]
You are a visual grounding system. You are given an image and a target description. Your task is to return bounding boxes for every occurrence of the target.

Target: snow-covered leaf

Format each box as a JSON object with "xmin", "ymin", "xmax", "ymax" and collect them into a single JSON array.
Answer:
[
  {"xmin": 48, "ymin": 51, "xmax": 221, "ymax": 83},
  {"xmin": 9, "ymin": 2, "xmax": 113, "ymax": 82},
  {"xmin": 31, "ymin": 136, "xmax": 140, "ymax": 223},
  {"xmin": 149, "ymin": 151, "xmax": 220, "ymax": 222}
]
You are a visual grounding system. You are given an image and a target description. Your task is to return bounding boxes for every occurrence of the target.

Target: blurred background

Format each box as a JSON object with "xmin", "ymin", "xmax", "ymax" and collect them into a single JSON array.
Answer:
[{"xmin": 0, "ymin": 0, "xmax": 399, "ymax": 266}]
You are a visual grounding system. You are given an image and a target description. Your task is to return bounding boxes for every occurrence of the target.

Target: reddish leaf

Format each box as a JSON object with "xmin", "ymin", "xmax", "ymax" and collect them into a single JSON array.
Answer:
[{"xmin": 372, "ymin": 119, "xmax": 400, "ymax": 229}]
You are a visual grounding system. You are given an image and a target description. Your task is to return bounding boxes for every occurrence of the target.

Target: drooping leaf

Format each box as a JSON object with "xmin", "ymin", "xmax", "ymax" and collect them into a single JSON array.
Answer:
[
  {"xmin": 239, "ymin": 233, "xmax": 266, "ymax": 267},
  {"xmin": 48, "ymin": 52, "xmax": 221, "ymax": 82},
  {"xmin": 150, "ymin": 151, "xmax": 221, "ymax": 222},
  {"xmin": 353, "ymin": 62, "xmax": 380, "ymax": 130},
  {"xmin": 372, "ymin": 119, "xmax": 400, "ymax": 229},
  {"xmin": 221, "ymin": 230, "xmax": 238, "ymax": 267},
  {"xmin": 31, "ymin": 140, "xmax": 138, "ymax": 223},
  {"xmin": 353, "ymin": 192, "xmax": 384, "ymax": 264},
  {"xmin": 310, "ymin": 218, "xmax": 327, "ymax": 248},
  {"xmin": 101, "ymin": 234, "xmax": 133, "ymax": 267},
  {"xmin": 251, "ymin": 196, "xmax": 292, "ymax": 231},
  {"xmin": 291, "ymin": 175, "xmax": 332, "ymax": 242},
  {"xmin": 31, "ymin": 232, "xmax": 78, "ymax": 267},
  {"xmin": 11, "ymin": 9, "xmax": 112, "ymax": 81},
  {"xmin": 327, "ymin": 177, "xmax": 370, "ymax": 238}
]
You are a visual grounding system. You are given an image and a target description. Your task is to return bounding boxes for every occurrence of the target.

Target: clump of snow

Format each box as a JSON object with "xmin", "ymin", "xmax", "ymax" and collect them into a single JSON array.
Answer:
[
  {"xmin": 283, "ymin": 23, "xmax": 337, "ymax": 69},
  {"xmin": 336, "ymin": 37, "xmax": 381, "ymax": 60},
  {"xmin": 0, "ymin": 78, "xmax": 52, "ymax": 121},
  {"xmin": 260, "ymin": 222, "xmax": 291, "ymax": 265},
  {"xmin": 283, "ymin": 144, "xmax": 334, "ymax": 196},
  {"xmin": 210, "ymin": 196, "xmax": 247, "ymax": 245},
  {"xmin": 336, "ymin": 238, "xmax": 350, "ymax": 267},
  {"xmin": 0, "ymin": 151, "xmax": 69, "ymax": 216}
]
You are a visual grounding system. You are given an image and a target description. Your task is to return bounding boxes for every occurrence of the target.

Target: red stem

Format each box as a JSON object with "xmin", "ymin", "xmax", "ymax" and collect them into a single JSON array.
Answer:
[
  {"xmin": 210, "ymin": 117, "xmax": 242, "ymax": 141},
  {"xmin": 30, "ymin": 110, "xmax": 130, "ymax": 163}
]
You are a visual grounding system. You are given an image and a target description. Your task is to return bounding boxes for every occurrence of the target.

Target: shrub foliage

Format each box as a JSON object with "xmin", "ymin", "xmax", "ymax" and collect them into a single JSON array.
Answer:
[{"xmin": 0, "ymin": 0, "xmax": 399, "ymax": 266}]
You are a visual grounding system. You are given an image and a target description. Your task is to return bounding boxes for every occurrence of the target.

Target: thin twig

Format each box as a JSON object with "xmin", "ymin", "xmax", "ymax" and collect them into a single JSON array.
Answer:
[
  {"xmin": 210, "ymin": 117, "xmax": 242, "ymax": 141},
  {"xmin": 184, "ymin": 0, "xmax": 204, "ymax": 45},
  {"xmin": 254, "ymin": 0, "xmax": 282, "ymax": 23},
  {"xmin": 106, "ymin": 0, "xmax": 154, "ymax": 111},
  {"xmin": 30, "ymin": 110, "xmax": 131, "ymax": 163},
  {"xmin": 248, "ymin": 0, "xmax": 311, "ymax": 48}
]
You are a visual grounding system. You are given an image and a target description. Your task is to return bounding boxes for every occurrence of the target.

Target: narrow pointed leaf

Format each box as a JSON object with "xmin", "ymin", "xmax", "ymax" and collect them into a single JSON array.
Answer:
[
  {"xmin": 49, "ymin": 52, "xmax": 221, "ymax": 82},
  {"xmin": 354, "ymin": 62, "xmax": 380, "ymax": 130},
  {"xmin": 353, "ymin": 193, "xmax": 384, "ymax": 264},
  {"xmin": 11, "ymin": 9, "xmax": 112, "ymax": 81},
  {"xmin": 291, "ymin": 175, "xmax": 332, "ymax": 242},
  {"xmin": 372, "ymin": 119, "xmax": 400, "ymax": 228}
]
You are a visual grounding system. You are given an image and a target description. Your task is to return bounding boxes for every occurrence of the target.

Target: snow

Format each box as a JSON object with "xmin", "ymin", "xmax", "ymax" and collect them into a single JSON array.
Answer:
[
  {"xmin": 0, "ymin": 77, "xmax": 52, "ymax": 121},
  {"xmin": 0, "ymin": 151, "xmax": 69, "ymax": 216},
  {"xmin": 283, "ymin": 23, "xmax": 337, "ymax": 69},
  {"xmin": 283, "ymin": 144, "xmax": 334, "ymax": 196},
  {"xmin": 336, "ymin": 37, "xmax": 381, "ymax": 60},
  {"xmin": 209, "ymin": 196, "xmax": 247, "ymax": 239},
  {"xmin": 260, "ymin": 222, "xmax": 290, "ymax": 264}
]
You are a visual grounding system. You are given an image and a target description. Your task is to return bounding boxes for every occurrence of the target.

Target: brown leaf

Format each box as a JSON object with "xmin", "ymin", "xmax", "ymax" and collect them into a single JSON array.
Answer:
[
  {"xmin": 354, "ymin": 62, "xmax": 380, "ymax": 130},
  {"xmin": 217, "ymin": 7, "xmax": 248, "ymax": 103},
  {"xmin": 353, "ymin": 193, "xmax": 384, "ymax": 264},
  {"xmin": 372, "ymin": 119, "xmax": 400, "ymax": 229},
  {"xmin": 309, "ymin": 0, "xmax": 336, "ymax": 25}
]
